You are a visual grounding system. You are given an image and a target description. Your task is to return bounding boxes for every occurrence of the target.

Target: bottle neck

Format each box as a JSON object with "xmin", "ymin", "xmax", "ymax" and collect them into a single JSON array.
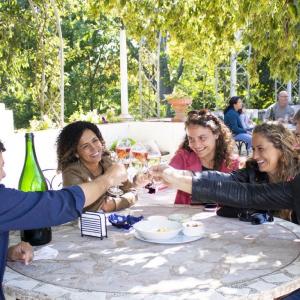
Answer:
[{"xmin": 25, "ymin": 133, "xmax": 37, "ymax": 162}]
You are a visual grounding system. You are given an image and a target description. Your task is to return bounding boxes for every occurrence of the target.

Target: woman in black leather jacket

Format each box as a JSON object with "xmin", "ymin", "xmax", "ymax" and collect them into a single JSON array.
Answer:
[
  {"xmin": 151, "ymin": 122, "xmax": 300, "ymax": 222},
  {"xmin": 207, "ymin": 122, "xmax": 300, "ymax": 221}
]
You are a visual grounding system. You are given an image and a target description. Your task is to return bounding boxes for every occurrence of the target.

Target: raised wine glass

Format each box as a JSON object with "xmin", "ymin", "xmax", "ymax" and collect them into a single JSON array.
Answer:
[
  {"xmin": 107, "ymin": 139, "xmax": 132, "ymax": 197},
  {"xmin": 131, "ymin": 143, "xmax": 148, "ymax": 172}
]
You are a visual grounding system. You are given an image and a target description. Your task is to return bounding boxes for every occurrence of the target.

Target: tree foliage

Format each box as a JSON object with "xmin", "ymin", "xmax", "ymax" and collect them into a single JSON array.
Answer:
[
  {"xmin": 1, "ymin": 0, "xmax": 300, "ymax": 128},
  {"xmin": 92, "ymin": 0, "xmax": 300, "ymax": 82}
]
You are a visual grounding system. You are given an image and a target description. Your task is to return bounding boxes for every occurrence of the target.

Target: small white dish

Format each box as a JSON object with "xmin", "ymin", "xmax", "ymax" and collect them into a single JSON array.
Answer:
[
  {"xmin": 134, "ymin": 231, "xmax": 203, "ymax": 244},
  {"xmin": 133, "ymin": 220, "xmax": 182, "ymax": 240},
  {"xmin": 168, "ymin": 213, "xmax": 190, "ymax": 223},
  {"xmin": 182, "ymin": 221, "xmax": 204, "ymax": 237},
  {"xmin": 147, "ymin": 215, "xmax": 168, "ymax": 222}
]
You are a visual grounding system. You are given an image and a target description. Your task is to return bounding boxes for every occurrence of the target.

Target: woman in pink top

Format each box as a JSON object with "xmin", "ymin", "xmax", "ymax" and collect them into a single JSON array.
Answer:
[{"xmin": 170, "ymin": 109, "xmax": 240, "ymax": 205}]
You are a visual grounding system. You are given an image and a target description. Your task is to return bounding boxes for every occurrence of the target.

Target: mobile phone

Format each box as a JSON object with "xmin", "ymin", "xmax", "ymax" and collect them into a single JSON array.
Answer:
[{"xmin": 204, "ymin": 203, "xmax": 218, "ymax": 211}]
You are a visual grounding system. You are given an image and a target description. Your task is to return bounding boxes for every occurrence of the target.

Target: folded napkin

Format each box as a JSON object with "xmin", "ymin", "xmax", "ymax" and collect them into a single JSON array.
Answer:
[
  {"xmin": 33, "ymin": 246, "xmax": 58, "ymax": 261},
  {"xmin": 108, "ymin": 213, "xmax": 143, "ymax": 229}
]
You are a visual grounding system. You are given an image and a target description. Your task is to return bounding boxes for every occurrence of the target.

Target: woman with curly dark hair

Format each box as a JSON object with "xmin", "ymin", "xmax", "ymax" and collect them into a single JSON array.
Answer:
[
  {"xmin": 169, "ymin": 109, "xmax": 240, "ymax": 206},
  {"xmin": 57, "ymin": 121, "xmax": 137, "ymax": 212}
]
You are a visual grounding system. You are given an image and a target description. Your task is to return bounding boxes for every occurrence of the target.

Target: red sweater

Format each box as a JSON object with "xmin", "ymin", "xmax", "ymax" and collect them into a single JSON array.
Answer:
[{"xmin": 169, "ymin": 148, "xmax": 240, "ymax": 205}]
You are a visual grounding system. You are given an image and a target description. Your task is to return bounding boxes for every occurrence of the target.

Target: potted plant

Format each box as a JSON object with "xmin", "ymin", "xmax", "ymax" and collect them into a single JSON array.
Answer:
[{"xmin": 165, "ymin": 89, "xmax": 193, "ymax": 122}]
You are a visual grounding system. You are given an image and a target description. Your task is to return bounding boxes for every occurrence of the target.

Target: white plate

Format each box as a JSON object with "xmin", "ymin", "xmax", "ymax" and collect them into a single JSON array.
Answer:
[{"xmin": 133, "ymin": 230, "xmax": 203, "ymax": 244}]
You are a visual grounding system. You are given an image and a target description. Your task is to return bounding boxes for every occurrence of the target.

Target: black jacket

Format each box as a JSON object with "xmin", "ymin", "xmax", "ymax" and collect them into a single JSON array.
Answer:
[{"xmin": 192, "ymin": 169, "xmax": 299, "ymax": 223}]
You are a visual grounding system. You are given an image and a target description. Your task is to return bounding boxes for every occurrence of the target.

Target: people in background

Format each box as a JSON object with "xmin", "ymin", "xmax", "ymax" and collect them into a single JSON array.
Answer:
[
  {"xmin": 238, "ymin": 107, "xmax": 254, "ymax": 132},
  {"xmin": 0, "ymin": 139, "xmax": 127, "ymax": 299},
  {"xmin": 57, "ymin": 121, "xmax": 141, "ymax": 212},
  {"xmin": 264, "ymin": 90, "xmax": 295, "ymax": 123},
  {"xmin": 164, "ymin": 122, "xmax": 300, "ymax": 222},
  {"xmin": 224, "ymin": 96, "xmax": 252, "ymax": 151},
  {"xmin": 169, "ymin": 109, "xmax": 240, "ymax": 210}
]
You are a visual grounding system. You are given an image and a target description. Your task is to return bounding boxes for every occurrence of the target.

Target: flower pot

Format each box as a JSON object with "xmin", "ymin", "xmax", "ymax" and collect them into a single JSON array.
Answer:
[{"xmin": 167, "ymin": 97, "xmax": 193, "ymax": 122}]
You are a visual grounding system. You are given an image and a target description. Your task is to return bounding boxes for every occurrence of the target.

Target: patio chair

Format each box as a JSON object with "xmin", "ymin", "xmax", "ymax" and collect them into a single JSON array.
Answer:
[
  {"xmin": 42, "ymin": 168, "xmax": 62, "ymax": 190},
  {"xmin": 235, "ymin": 140, "xmax": 249, "ymax": 156}
]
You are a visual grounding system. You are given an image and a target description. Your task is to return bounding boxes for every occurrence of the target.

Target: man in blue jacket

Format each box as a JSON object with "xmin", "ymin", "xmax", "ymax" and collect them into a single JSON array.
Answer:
[{"xmin": 0, "ymin": 140, "xmax": 127, "ymax": 300}]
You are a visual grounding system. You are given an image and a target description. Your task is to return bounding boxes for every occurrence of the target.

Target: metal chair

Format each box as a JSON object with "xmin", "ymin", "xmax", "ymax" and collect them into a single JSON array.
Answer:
[
  {"xmin": 235, "ymin": 140, "xmax": 249, "ymax": 156},
  {"xmin": 42, "ymin": 168, "xmax": 62, "ymax": 190}
]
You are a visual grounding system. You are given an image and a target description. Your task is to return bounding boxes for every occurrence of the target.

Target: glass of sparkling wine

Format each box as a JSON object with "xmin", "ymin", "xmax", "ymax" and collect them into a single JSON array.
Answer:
[
  {"xmin": 116, "ymin": 139, "xmax": 131, "ymax": 165},
  {"xmin": 131, "ymin": 143, "xmax": 148, "ymax": 172},
  {"xmin": 108, "ymin": 139, "xmax": 131, "ymax": 197},
  {"xmin": 146, "ymin": 151, "xmax": 161, "ymax": 191}
]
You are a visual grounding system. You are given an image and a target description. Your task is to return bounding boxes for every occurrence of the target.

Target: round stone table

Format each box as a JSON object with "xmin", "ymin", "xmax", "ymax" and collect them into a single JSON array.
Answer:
[{"xmin": 4, "ymin": 205, "xmax": 300, "ymax": 300}]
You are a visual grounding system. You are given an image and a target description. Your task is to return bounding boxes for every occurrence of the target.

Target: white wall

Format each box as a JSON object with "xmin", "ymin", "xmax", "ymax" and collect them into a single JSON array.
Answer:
[
  {"xmin": 2, "ymin": 122, "xmax": 185, "ymax": 188},
  {"xmin": 0, "ymin": 103, "xmax": 14, "ymax": 140}
]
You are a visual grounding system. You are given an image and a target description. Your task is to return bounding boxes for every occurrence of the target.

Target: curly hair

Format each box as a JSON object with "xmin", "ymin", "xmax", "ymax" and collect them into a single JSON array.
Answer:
[
  {"xmin": 56, "ymin": 121, "xmax": 108, "ymax": 171},
  {"xmin": 293, "ymin": 109, "xmax": 300, "ymax": 122},
  {"xmin": 250, "ymin": 122, "xmax": 300, "ymax": 182},
  {"xmin": 180, "ymin": 109, "xmax": 235, "ymax": 170}
]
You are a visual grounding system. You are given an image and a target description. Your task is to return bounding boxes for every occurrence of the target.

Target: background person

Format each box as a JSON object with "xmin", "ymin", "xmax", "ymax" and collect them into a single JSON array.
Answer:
[
  {"xmin": 224, "ymin": 96, "xmax": 252, "ymax": 151},
  {"xmin": 238, "ymin": 107, "xmax": 254, "ymax": 132},
  {"xmin": 169, "ymin": 109, "xmax": 240, "ymax": 209},
  {"xmin": 0, "ymin": 139, "xmax": 127, "ymax": 299},
  {"xmin": 57, "ymin": 121, "xmax": 139, "ymax": 212},
  {"xmin": 264, "ymin": 90, "xmax": 295, "ymax": 123}
]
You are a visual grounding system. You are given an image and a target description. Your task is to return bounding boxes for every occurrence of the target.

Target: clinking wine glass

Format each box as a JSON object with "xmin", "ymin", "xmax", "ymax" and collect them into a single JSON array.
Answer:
[
  {"xmin": 116, "ymin": 139, "xmax": 131, "ymax": 165},
  {"xmin": 108, "ymin": 139, "xmax": 132, "ymax": 197},
  {"xmin": 131, "ymin": 143, "xmax": 148, "ymax": 172},
  {"xmin": 145, "ymin": 150, "xmax": 161, "ymax": 193}
]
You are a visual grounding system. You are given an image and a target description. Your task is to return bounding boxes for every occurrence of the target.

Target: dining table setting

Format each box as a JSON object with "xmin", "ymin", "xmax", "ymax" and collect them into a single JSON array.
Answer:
[{"xmin": 4, "ymin": 187, "xmax": 300, "ymax": 300}]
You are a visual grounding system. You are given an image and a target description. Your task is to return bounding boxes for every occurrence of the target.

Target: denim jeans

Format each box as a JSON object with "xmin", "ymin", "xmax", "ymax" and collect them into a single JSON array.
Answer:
[{"xmin": 234, "ymin": 133, "xmax": 252, "ymax": 150}]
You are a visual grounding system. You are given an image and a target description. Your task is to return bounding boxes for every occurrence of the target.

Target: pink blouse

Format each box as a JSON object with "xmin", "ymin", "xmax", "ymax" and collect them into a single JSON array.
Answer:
[{"xmin": 169, "ymin": 148, "xmax": 240, "ymax": 205}]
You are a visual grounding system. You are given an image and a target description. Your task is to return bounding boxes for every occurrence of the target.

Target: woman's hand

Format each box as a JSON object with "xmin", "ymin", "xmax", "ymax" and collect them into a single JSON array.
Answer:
[
  {"xmin": 134, "ymin": 172, "xmax": 152, "ymax": 187},
  {"xmin": 105, "ymin": 163, "xmax": 128, "ymax": 187},
  {"xmin": 149, "ymin": 165, "xmax": 178, "ymax": 186},
  {"xmin": 7, "ymin": 241, "xmax": 33, "ymax": 265}
]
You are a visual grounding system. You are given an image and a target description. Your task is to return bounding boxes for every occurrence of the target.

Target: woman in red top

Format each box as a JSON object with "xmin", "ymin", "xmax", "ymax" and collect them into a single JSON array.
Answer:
[{"xmin": 170, "ymin": 109, "xmax": 240, "ymax": 205}]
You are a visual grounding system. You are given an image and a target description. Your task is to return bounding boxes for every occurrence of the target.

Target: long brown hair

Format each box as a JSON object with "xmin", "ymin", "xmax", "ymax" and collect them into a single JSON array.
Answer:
[
  {"xmin": 181, "ymin": 109, "xmax": 235, "ymax": 170},
  {"xmin": 251, "ymin": 122, "xmax": 300, "ymax": 182}
]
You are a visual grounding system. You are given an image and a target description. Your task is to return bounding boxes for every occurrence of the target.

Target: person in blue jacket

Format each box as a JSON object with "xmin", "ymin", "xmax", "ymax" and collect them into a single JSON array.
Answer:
[
  {"xmin": 224, "ymin": 96, "xmax": 252, "ymax": 151},
  {"xmin": 0, "ymin": 140, "xmax": 127, "ymax": 300}
]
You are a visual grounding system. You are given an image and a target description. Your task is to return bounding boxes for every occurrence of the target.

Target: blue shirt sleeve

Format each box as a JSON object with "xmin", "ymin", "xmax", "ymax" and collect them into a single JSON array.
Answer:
[{"xmin": 0, "ymin": 185, "xmax": 85, "ymax": 231}]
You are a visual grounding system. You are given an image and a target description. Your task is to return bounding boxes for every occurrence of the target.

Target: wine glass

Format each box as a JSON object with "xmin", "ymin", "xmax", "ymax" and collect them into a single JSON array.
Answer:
[
  {"xmin": 116, "ymin": 138, "xmax": 131, "ymax": 165},
  {"xmin": 107, "ymin": 139, "xmax": 132, "ymax": 197},
  {"xmin": 131, "ymin": 143, "xmax": 148, "ymax": 172},
  {"xmin": 145, "ymin": 150, "xmax": 161, "ymax": 193}
]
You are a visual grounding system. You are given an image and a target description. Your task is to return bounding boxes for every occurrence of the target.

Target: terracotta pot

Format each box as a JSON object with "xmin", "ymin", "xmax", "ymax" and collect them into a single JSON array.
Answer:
[{"xmin": 167, "ymin": 97, "xmax": 193, "ymax": 122}]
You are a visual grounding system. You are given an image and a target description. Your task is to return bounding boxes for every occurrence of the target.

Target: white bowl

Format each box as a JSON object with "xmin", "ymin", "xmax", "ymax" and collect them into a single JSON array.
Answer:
[
  {"xmin": 133, "ymin": 220, "xmax": 182, "ymax": 240},
  {"xmin": 182, "ymin": 221, "xmax": 204, "ymax": 237},
  {"xmin": 168, "ymin": 213, "xmax": 190, "ymax": 223},
  {"xmin": 147, "ymin": 215, "xmax": 168, "ymax": 222}
]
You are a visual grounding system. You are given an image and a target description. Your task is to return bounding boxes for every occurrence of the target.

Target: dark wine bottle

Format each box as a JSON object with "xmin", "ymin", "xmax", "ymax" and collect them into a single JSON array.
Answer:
[{"xmin": 19, "ymin": 132, "xmax": 52, "ymax": 246}]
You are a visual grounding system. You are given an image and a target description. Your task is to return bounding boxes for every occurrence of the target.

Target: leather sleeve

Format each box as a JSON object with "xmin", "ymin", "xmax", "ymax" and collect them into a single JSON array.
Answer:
[
  {"xmin": 193, "ymin": 168, "xmax": 250, "ymax": 183},
  {"xmin": 191, "ymin": 177, "xmax": 294, "ymax": 211}
]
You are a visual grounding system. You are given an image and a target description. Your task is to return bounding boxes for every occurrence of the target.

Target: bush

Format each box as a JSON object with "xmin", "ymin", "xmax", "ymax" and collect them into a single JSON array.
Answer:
[
  {"xmin": 69, "ymin": 109, "xmax": 101, "ymax": 124},
  {"xmin": 29, "ymin": 115, "xmax": 56, "ymax": 131}
]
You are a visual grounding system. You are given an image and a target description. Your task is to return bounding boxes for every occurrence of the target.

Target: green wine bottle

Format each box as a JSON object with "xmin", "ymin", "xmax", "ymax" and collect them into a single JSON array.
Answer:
[{"xmin": 19, "ymin": 133, "xmax": 52, "ymax": 246}]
